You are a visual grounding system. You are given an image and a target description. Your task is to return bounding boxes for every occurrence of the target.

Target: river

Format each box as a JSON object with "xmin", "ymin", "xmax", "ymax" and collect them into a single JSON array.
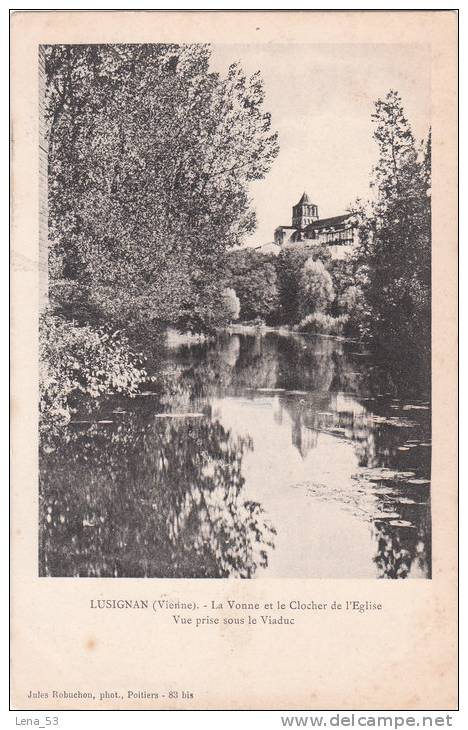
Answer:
[{"xmin": 39, "ymin": 329, "xmax": 431, "ymax": 579}]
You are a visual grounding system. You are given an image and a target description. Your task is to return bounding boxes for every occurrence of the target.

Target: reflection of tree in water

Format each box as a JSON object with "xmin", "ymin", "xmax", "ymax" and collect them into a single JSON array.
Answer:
[
  {"xmin": 41, "ymin": 331, "xmax": 431, "ymax": 579},
  {"xmin": 166, "ymin": 333, "xmax": 430, "ymax": 479},
  {"xmin": 167, "ymin": 332, "xmax": 347, "ymax": 415},
  {"xmin": 40, "ymin": 415, "xmax": 276, "ymax": 578},
  {"xmin": 178, "ymin": 333, "xmax": 280, "ymax": 394},
  {"xmin": 165, "ymin": 329, "xmax": 430, "ymax": 407},
  {"xmin": 231, "ymin": 333, "xmax": 280, "ymax": 390},
  {"xmin": 276, "ymin": 335, "xmax": 339, "ymax": 392},
  {"xmin": 280, "ymin": 393, "xmax": 431, "ymax": 578},
  {"xmin": 283, "ymin": 401, "xmax": 430, "ymax": 473},
  {"xmin": 166, "ymin": 332, "xmax": 367, "ymax": 405},
  {"xmin": 372, "ymin": 503, "xmax": 431, "ymax": 579}
]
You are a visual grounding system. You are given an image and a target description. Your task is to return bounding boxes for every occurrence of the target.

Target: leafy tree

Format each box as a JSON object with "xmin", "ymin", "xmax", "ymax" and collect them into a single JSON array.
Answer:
[
  {"xmin": 44, "ymin": 44, "xmax": 279, "ymax": 333},
  {"xmin": 39, "ymin": 310, "xmax": 146, "ymax": 436},
  {"xmin": 353, "ymin": 91, "xmax": 431, "ymax": 364},
  {"xmin": 221, "ymin": 287, "xmax": 241, "ymax": 322},
  {"xmin": 224, "ymin": 249, "xmax": 280, "ymax": 322},
  {"xmin": 275, "ymin": 243, "xmax": 311, "ymax": 323},
  {"xmin": 297, "ymin": 312, "xmax": 347, "ymax": 336},
  {"xmin": 338, "ymin": 285, "xmax": 372, "ymax": 338},
  {"xmin": 298, "ymin": 258, "xmax": 335, "ymax": 319}
]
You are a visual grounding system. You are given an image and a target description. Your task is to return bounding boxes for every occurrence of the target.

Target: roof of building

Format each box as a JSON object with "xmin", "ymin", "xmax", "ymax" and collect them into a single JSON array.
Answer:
[
  {"xmin": 295, "ymin": 192, "xmax": 317, "ymax": 207},
  {"xmin": 305, "ymin": 213, "xmax": 353, "ymax": 231},
  {"xmin": 253, "ymin": 242, "xmax": 281, "ymax": 256}
]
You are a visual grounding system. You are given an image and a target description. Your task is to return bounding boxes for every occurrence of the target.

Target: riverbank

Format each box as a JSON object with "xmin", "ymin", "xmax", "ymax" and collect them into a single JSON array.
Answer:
[
  {"xmin": 226, "ymin": 322, "xmax": 361, "ymax": 344},
  {"xmin": 165, "ymin": 327, "xmax": 213, "ymax": 348}
]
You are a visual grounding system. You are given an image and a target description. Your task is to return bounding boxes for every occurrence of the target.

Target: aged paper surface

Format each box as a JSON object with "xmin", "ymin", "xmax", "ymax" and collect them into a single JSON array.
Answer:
[{"xmin": 11, "ymin": 10, "xmax": 457, "ymax": 710}]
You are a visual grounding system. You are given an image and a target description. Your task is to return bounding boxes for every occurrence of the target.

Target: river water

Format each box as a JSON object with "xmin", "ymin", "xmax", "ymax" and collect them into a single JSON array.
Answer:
[{"xmin": 39, "ymin": 329, "xmax": 431, "ymax": 579}]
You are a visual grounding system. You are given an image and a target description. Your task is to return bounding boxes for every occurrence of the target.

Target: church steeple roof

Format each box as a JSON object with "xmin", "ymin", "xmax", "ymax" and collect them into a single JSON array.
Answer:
[{"xmin": 296, "ymin": 192, "xmax": 315, "ymax": 206}]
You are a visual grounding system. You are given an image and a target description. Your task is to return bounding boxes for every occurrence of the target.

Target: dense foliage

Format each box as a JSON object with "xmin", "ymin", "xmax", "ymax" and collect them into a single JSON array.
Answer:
[
  {"xmin": 297, "ymin": 258, "xmax": 335, "ymax": 319},
  {"xmin": 224, "ymin": 248, "xmax": 280, "ymax": 323},
  {"xmin": 352, "ymin": 91, "xmax": 431, "ymax": 366},
  {"xmin": 220, "ymin": 287, "xmax": 241, "ymax": 322},
  {"xmin": 274, "ymin": 243, "xmax": 312, "ymax": 324},
  {"xmin": 39, "ymin": 311, "xmax": 146, "ymax": 436},
  {"xmin": 297, "ymin": 312, "xmax": 348, "ymax": 335},
  {"xmin": 45, "ymin": 43, "xmax": 278, "ymax": 335},
  {"xmin": 42, "ymin": 43, "xmax": 278, "ymax": 431}
]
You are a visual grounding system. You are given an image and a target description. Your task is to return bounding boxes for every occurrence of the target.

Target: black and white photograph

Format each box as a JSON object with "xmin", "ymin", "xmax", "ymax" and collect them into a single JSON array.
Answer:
[{"xmin": 38, "ymin": 39, "xmax": 432, "ymax": 580}]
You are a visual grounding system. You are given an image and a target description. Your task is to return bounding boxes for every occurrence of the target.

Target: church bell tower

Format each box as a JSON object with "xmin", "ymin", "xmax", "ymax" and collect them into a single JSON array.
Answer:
[{"xmin": 292, "ymin": 192, "xmax": 319, "ymax": 229}]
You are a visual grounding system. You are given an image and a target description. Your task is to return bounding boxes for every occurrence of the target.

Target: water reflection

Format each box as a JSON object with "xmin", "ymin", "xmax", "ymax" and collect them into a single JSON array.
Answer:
[
  {"xmin": 40, "ymin": 415, "xmax": 276, "ymax": 577},
  {"xmin": 40, "ymin": 330, "xmax": 431, "ymax": 579}
]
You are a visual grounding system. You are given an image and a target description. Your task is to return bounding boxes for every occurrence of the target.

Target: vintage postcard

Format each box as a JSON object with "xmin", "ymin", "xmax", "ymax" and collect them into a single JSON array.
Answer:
[{"xmin": 10, "ymin": 10, "xmax": 458, "ymax": 710}]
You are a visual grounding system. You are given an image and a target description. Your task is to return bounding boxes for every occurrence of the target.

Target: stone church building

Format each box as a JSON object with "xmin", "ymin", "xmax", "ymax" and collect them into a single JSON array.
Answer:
[{"xmin": 256, "ymin": 192, "xmax": 358, "ymax": 260}]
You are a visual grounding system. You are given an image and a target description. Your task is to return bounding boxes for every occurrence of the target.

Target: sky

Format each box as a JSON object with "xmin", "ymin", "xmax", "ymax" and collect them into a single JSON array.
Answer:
[{"xmin": 209, "ymin": 43, "xmax": 431, "ymax": 247}]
